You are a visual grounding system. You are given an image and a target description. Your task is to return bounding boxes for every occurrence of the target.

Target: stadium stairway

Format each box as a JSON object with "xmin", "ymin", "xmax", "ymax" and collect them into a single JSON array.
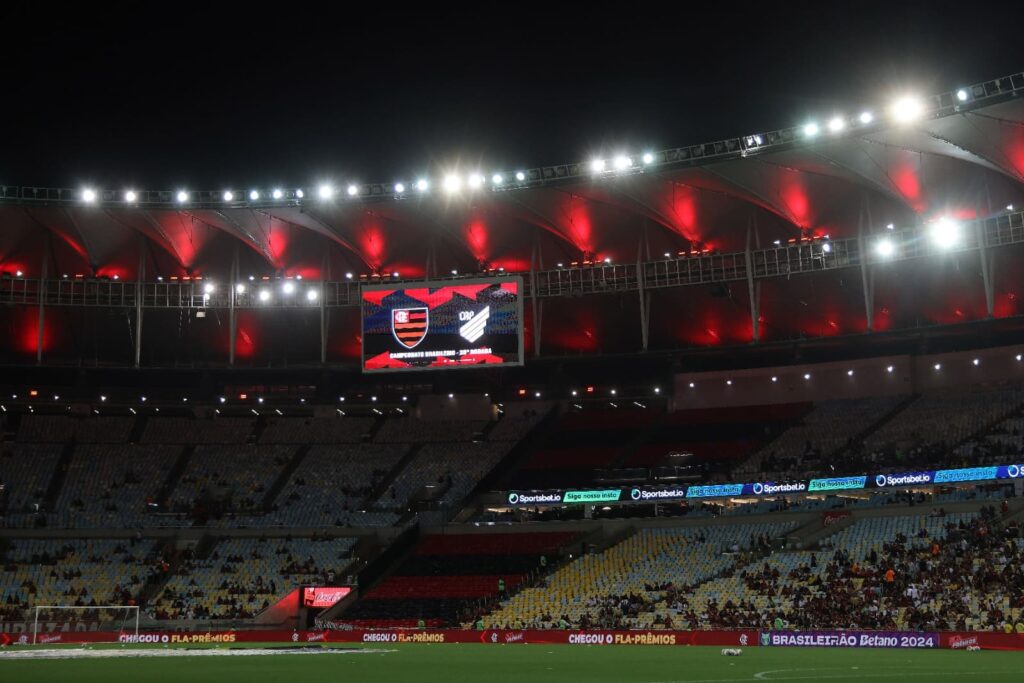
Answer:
[
  {"xmin": 153, "ymin": 445, "xmax": 194, "ymax": 509},
  {"xmin": 41, "ymin": 440, "xmax": 75, "ymax": 508},
  {"xmin": 260, "ymin": 444, "xmax": 310, "ymax": 511},
  {"xmin": 367, "ymin": 444, "xmax": 421, "ymax": 506}
]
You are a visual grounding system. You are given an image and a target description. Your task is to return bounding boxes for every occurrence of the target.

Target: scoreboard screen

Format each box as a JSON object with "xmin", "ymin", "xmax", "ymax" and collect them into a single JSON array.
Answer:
[{"xmin": 361, "ymin": 277, "xmax": 524, "ymax": 373}]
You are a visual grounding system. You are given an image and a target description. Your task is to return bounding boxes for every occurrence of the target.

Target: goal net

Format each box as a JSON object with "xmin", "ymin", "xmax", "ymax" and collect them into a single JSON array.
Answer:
[{"xmin": 31, "ymin": 605, "xmax": 140, "ymax": 644}]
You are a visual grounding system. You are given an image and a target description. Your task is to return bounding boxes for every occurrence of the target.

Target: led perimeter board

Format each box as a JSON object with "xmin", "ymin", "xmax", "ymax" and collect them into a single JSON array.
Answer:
[{"xmin": 361, "ymin": 277, "xmax": 524, "ymax": 373}]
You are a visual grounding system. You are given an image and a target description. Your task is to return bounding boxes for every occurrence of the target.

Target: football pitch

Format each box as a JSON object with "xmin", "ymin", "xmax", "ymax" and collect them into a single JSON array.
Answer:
[{"xmin": 0, "ymin": 642, "xmax": 1021, "ymax": 682}]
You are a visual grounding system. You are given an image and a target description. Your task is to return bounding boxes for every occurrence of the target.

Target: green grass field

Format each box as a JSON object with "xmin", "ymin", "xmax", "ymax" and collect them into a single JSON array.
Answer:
[{"xmin": 0, "ymin": 642, "xmax": 1021, "ymax": 682}]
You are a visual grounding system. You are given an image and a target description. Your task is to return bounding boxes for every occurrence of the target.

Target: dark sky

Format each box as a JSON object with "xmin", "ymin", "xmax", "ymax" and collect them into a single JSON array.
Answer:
[{"xmin": 3, "ymin": 1, "xmax": 1022, "ymax": 189}]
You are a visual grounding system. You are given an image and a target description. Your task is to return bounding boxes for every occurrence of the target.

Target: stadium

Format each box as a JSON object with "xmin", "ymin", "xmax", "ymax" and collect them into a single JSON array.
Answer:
[{"xmin": 4, "ymin": 7, "xmax": 1024, "ymax": 680}]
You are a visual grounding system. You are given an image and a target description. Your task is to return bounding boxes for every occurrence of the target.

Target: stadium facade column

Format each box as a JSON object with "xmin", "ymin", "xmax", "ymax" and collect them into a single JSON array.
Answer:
[
  {"xmin": 320, "ymin": 250, "xmax": 329, "ymax": 364},
  {"xmin": 857, "ymin": 197, "xmax": 875, "ymax": 332},
  {"xmin": 977, "ymin": 188, "xmax": 995, "ymax": 318},
  {"xmin": 530, "ymin": 237, "xmax": 542, "ymax": 357},
  {"xmin": 229, "ymin": 245, "xmax": 238, "ymax": 365},
  {"xmin": 744, "ymin": 215, "xmax": 760, "ymax": 343},
  {"xmin": 134, "ymin": 234, "xmax": 145, "ymax": 367},
  {"xmin": 35, "ymin": 238, "xmax": 49, "ymax": 366},
  {"xmin": 637, "ymin": 228, "xmax": 650, "ymax": 351}
]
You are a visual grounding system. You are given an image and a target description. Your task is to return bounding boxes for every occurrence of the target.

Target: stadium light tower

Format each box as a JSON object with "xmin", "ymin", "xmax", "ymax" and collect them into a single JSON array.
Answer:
[
  {"xmin": 590, "ymin": 158, "xmax": 607, "ymax": 173},
  {"xmin": 827, "ymin": 117, "xmax": 845, "ymax": 133},
  {"xmin": 515, "ymin": 171, "xmax": 526, "ymax": 182},
  {"xmin": 416, "ymin": 179, "xmax": 429, "ymax": 192},
  {"xmin": 491, "ymin": 173, "xmax": 504, "ymax": 185},
  {"xmin": 223, "ymin": 190, "xmax": 234, "ymax": 202},
  {"xmin": 443, "ymin": 174, "xmax": 462, "ymax": 193},
  {"xmin": 259, "ymin": 290, "xmax": 271, "ymax": 302},
  {"xmin": 81, "ymin": 188, "xmax": 97, "ymax": 203},
  {"xmin": 803, "ymin": 122, "xmax": 819, "ymax": 137},
  {"xmin": 318, "ymin": 184, "xmax": 335, "ymax": 200},
  {"xmin": 859, "ymin": 111, "xmax": 874, "ymax": 124},
  {"xmin": 875, "ymin": 238, "xmax": 896, "ymax": 258},
  {"xmin": 394, "ymin": 183, "xmax": 405, "ymax": 194},
  {"xmin": 642, "ymin": 152, "xmax": 655, "ymax": 164},
  {"xmin": 272, "ymin": 188, "xmax": 283, "ymax": 199},
  {"xmin": 282, "ymin": 281, "xmax": 295, "ymax": 295},
  {"xmin": 249, "ymin": 190, "xmax": 260, "ymax": 200},
  {"xmin": 467, "ymin": 173, "xmax": 484, "ymax": 189},
  {"xmin": 306, "ymin": 289, "xmax": 318, "ymax": 302},
  {"xmin": 176, "ymin": 190, "xmax": 189, "ymax": 203},
  {"xmin": 124, "ymin": 190, "xmax": 137, "ymax": 202},
  {"xmin": 347, "ymin": 184, "xmax": 359, "ymax": 197},
  {"xmin": 613, "ymin": 155, "xmax": 632, "ymax": 170}
]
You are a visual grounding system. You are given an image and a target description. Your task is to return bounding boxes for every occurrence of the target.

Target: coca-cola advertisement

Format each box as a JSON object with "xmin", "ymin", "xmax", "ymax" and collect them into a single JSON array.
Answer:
[{"xmin": 302, "ymin": 586, "xmax": 352, "ymax": 608}]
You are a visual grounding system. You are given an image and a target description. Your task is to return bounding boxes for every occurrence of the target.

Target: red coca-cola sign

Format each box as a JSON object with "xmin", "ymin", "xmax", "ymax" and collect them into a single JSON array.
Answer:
[{"xmin": 302, "ymin": 586, "xmax": 352, "ymax": 608}]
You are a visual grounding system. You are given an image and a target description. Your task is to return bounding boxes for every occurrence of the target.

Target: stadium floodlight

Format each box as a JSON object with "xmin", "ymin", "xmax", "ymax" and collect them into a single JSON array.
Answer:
[
  {"xmin": 492, "ymin": 173, "xmax": 503, "ymax": 185},
  {"xmin": 803, "ymin": 122, "xmax": 819, "ymax": 137},
  {"xmin": 930, "ymin": 216, "xmax": 961, "ymax": 249},
  {"xmin": 803, "ymin": 373, "xmax": 811, "ymax": 380},
  {"xmin": 249, "ymin": 190, "xmax": 260, "ymax": 200},
  {"xmin": 859, "ymin": 111, "xmax": 874, "ymax": 124},
  {"xmin": 416, "ymin": 178, "xmax": 429, "ymax": 192},
  {"xmin": 934, "ymin": 363, "xmax": 942, "ymax": 371},
  {"xmin": 259, "ymin": 289, "xmax": 271, "ymax": 302},
  {"xmin": 726, "ymin": 380, "xmax": 732, "ymax": 386},
  {"xmin": 886, "ymin": 223, "xmax": 894, "ymax": 230},
  {"xmin": 282, "ymin": 281, "xmax": 295, "ymax": 294},
  {"xmin": 467, "ymin": 173, "xmax": 484, "ymax": 189},
  {"xmin": 771, "ymin": 376, "xmax": 778, "ymax": 383},
  {"xmin": 653, "ymin": 387, "xmax": 660, "ymax": 394},
  {"xmin": 515, "ymin": 171, "xmax": 526, "ymax": 182},
  {"xmin": 689, "ymin": 382, "xmax": 695, "ymax": 388},
  {"xmin": 391, "ymin": 271, "xmax": 399, "ymax": 278},
  {"xmin": 642, "ymin": 152, "xmax": 655, "ymax": 164},
  {"xmin": 821, "ymin": 242, "xmax": 832, "ymax": 253},
  {"xmin": 613, "ymin": 155, "xmax": 632, "ymax": 170},
  {"xmin": 203, "ymin": 283, "xmax": 215, "ymax": 294},
  {"xmin": 318, "ymin": 184, "xmax": 335, "ymax": 200},
  {"xmin": 81, "ymin": 188, "xmax": 97, "ymax": 203},
  {"xmin": 590, "ymin": 158, "xmax": 607, "ymax": 173},
  {"xmin": 124, "ymin": 190, "xmax": 137, "ymax": 202},
  {"xmin": 1009, "ymin": 205, "xmax": 1015, "ymax": 211},
  {"xmin": 223, "ymin": 190, "xmax": 234, "ymax": 202},
  {"xmin": 827, "ymin": 117, "xmax": 845, "ymax": 133},
  {"xmin": 443, "ymin": 174, "xmax": 461, "ymax": 193},
  {"xmin": 451, "ymin": 269, "xmax": 458, "ymax": 275},
  {"xmin": 886, "ymin": 365, "xmax": 894, "ymax": 373},
  {"xmin": 272, "ymin": 188, "xmax": 283, "ymax": 199},
  {"xmin": 956, "ymin": 88, "xmax": 969, "ymax": 102},
  {"xmin": 875, "ymin": 238, "xmax": 895, "ymax": 258},
  {"xmin": 235, "ymin": 283, "xmax": 246, "ymax": 294},
  {"xmin": 890, "ymin": 96, "xmax": 923, "ymax": 123},
  {"xmin": 847, "ymin": 369, "xmax": 854, "ymax": 376},
  {"xmin": 296, "ymin": 189, "xmax": 305, "ymax": 198},
  {"xmin": 345, "ymin": 272, "xmax": 353, "ymax": 279},
  {"xmin": 100, "ymin": 395, "xmax": 107, "ymax": 402},
  {"xmin": 972, "ymin": 358, "xmax": 980, "ymax": 366},
  {"xmin": 347, "ymin": 184, "xmax": 359, "ymax": 196},
  {"xmin": 306, "ymin": 289, "xmax": 318, "ymax": 302},
  {"xmin": 394, "ymin": 183, "xmax": 405, "ymax": 194},
  {"xmin": 1017, "ymin": 354, "xmax": 1022, "ymax": 362},
  {"xmin": 603, "ymin": 257, "xmax": 612, "ymax": 264},
  {"xmin": 176, "ymin": 190, "xmax": 189, "ymax": 203},
  {"xmin": 16, "ymin": 270, "xmax": 23, "ymax": 277}
]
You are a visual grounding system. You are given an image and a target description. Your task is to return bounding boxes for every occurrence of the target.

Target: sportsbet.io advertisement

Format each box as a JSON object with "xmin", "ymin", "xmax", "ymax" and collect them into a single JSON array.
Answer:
[{"xmin": 361, "ymin": 278, "xmax": 524, "ymax": 373}]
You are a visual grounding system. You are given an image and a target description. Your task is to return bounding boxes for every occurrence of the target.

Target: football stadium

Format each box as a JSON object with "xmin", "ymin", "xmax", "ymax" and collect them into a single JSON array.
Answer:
[{"xmin": 4, "ymin": 6, "xmax": 1024, "ymax": 681}]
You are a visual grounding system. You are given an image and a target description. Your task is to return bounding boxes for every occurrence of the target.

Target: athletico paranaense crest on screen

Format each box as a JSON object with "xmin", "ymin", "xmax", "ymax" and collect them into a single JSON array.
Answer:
[{"xmin": 392, "ymin": 308, "xmax": 428, "ymax": 348}]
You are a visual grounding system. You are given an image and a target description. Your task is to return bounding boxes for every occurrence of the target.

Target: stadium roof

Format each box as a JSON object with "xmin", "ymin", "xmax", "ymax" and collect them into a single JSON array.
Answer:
[{"xmin": 2, "ymin": 73, "xmax": 1024, "ymax": 365}]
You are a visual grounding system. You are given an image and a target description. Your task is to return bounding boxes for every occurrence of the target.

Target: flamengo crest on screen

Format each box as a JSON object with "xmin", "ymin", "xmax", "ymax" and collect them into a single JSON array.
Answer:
[{"xmin": 392, "ymin": 308, "xmax": 429, "ymax": 348}]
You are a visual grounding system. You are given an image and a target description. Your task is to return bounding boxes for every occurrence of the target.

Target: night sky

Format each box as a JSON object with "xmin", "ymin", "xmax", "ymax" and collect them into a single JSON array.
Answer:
[{"xmin": 3, "ymin": 1, "xmax": 1022, "ymax": 190}]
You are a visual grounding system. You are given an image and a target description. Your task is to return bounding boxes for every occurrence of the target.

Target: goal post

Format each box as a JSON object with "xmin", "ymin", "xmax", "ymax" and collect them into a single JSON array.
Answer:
[{"xmin": 31, "ymin": 605, "xmax": 140, "ymax": 645}]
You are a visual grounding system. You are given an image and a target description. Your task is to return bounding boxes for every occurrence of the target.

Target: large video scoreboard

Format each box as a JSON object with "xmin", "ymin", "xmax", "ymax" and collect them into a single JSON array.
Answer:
[{"xmin": 361, "ymin": 277, "xmax": 524, "ymax": 373}]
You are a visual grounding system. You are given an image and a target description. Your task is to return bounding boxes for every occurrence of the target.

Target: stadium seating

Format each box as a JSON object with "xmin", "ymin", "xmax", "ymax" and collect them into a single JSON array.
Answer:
[
  {"xmin": 141, "ymin": 418, "xmax": 253, "ymax": 444},
  {"xmin": 259, "ymin": 417, "xmax": 373, "ymax": 444},
  {"xmin": 168, "ymin": 444, "xmax": 293, "ymax": 514},
  {"xmin": 150, "ymin": 536, "xmax": 355, "ymax": 620},
  {"xmin": 343, "ymin": 532, "xmax": 576, "ymax": 627},
  {"xmin": 0, "ymin": 444, "xmax": 63, "ymax": 528}
]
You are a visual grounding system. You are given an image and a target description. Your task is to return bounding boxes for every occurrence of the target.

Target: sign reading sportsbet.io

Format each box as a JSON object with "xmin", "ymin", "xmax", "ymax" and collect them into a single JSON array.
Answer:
[{"xmin": 500, "ymin": 462, "xmax": 1024, "ymax": 507}]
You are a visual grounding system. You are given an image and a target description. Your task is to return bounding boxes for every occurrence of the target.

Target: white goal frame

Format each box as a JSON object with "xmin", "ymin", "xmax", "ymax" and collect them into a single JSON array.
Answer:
[{"xmin": 32, "ymin": 605, "xmax": 140, "ymax": 644}]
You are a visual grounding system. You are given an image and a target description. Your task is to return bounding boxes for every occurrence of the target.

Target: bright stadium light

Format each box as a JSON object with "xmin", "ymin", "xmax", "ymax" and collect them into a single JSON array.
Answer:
[
  {"xmin": 203, "ymin": 283, "xmax": 215, "ymax": 294},
  {"xmin": 875, "ymin": 238, "xmax": 895, "ymax": 258},
  {"xmin": 416, "ymin": 179, "xmax": 429, "ymax": 192},
  {"xmin": 306, "ymin": 289, "xmax": 318, "ymax": 302},
  {"xmin": 345, "ymin": 272, "xmax": 353, "ymax": 279},
  {"xmin": 859, "ymin": 111, "xmax": 874, "ymax": 124},
  {"xmin": 249, "ymin": 190, "xmax": 260, "ymax": 200},
  {"xmin": 347, "ymin": 184, "xmax": 359, "ymax": 196},
  {"xmin": 771, "ymin": 376, "xmax": 778, "ymax": 383},
  {"xmin": 81, "ymin": 188, "xmax": 97, "ymax": 203},
  {"xmin": 803, "ymin": 122, "xmax": 819, "ymax": 137},
  {"xmin": 847, "ymin": 369, "xmax": 855, "ymax": 376},
  {"xmin": 235, "ymin": 283, "xmax": 246, "ymax": 294},
  {"xmin": 956, "ymin": 88, "xmax": 969, "ymax": 102},
  {"xmin": 934, "ymin": 363, "xmax": 942, "ymax": 371},
  {"xmin": 223, "ymin": 190, "xmax": 234, "ymax": 202},
  {"xmin": 804, "ymin": 373, "xmax": 811, "ymax": 380},
  {"xmin": 124, "ymin": 190, "xmax": 137, "ymax": 202},
  {"xmin": 443, "ymin": 174, "xmax": 461, "ymax": 193},
  {"xmin": 259, "ymin": 290, "xmax": 271, "ymax": 302},
  {"xmin": 613, "ymin": 155, "xmax": 632, "ymax": 170},
  {"xmin": 822, "ymin": 241, "xmax": 832, "ymax": 253},
  {"xmin": 930, "ymin": 216, "xmax": 961, "ymax": 249},
  {"xmin": 887, "ymin": 365, "xmax": 894, "ymax": 373},
  {"xmin": 828, "ymin": 117, "xmax": 845, "ymax": 133},
  {"xmin": 176, "ymin": 190, "xmax": 189, "ymax": 203},
  {"xmin": 515, "ymin": 171, "xmax": 526, "ymax": 182},
  {"xmin": 642, "ymin": 152, "xmax": 655, "ymax": 164},
  {"xmin": 468, "ymin": 173, "xmax": 484, "ymax": 189},
  {"xmin": 272, "ymin": 188, "xmax": 283, "ymax": 199},
  {"xmin": 318, "ymin": 184, "xmax": 334, "ymax": 200},
  {"xmin": 282, "ymin": 281, "xmax": 295, "ymax": 294},
  {"xmin": 890, "ymin": 96, "xmax": 923, "ymax": 123},
  {"xmin": 590, "ymin": 158, "xmax": 607, "ymax": 173},
  {"xmin": 296, "ymin": 189, "xmax": 305, "ymax": 198},
  {"xmin": 492, "ymin": 173, "xmax": 504, "ymax": 185},
  {"xmin": 394, "ymin": 183, "xmax": 405, "ymax": 194}
]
